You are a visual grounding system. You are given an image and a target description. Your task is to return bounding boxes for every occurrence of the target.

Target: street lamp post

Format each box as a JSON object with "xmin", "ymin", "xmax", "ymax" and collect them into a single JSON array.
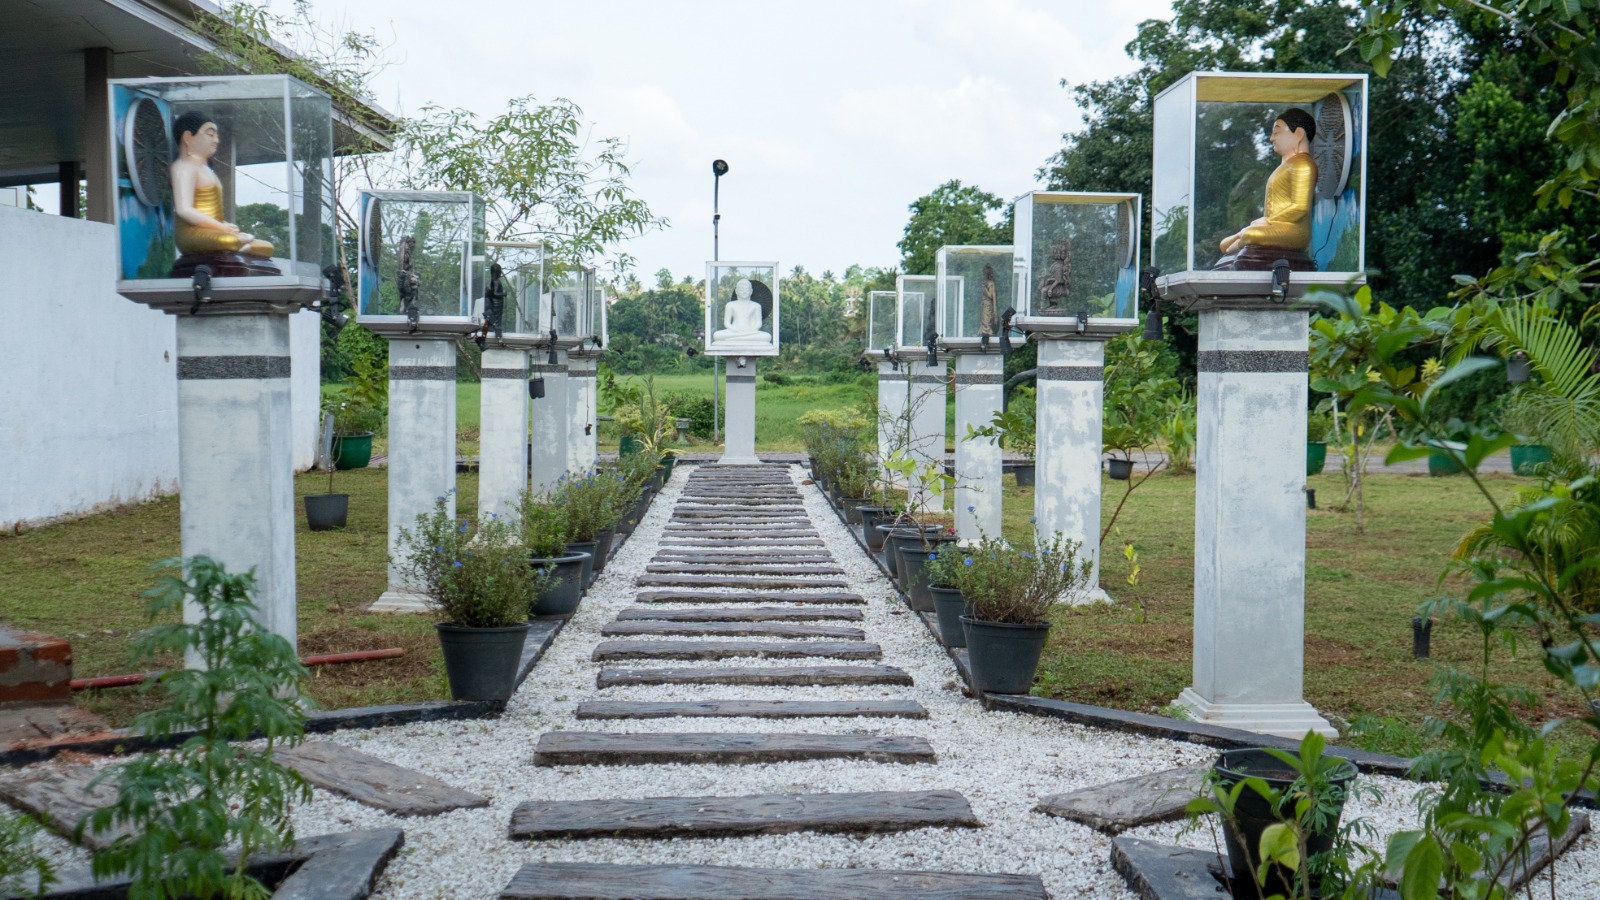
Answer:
[{"xmin": 712, "ymin": 159, "xmax": 728, "ymax": 442}]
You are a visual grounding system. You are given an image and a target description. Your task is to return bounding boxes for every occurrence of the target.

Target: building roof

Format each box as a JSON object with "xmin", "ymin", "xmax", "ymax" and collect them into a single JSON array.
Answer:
[{"xmin": 0, "ymin": 0, "xmax": 396, "ymax": 187}]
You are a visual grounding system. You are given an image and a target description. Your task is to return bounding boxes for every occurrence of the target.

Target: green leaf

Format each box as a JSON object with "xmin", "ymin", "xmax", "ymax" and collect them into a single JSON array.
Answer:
[
  {"xmin": 1399, "ymin": 834, "xmax": 1443, "ymax": 900},
  {"xmin": 1386, "ymin": 443, "xmax": 1436, "ymax": 465},
  {"xmin": 1259, "ymin": 822, "xmax": 1300, "ymax": 871}
]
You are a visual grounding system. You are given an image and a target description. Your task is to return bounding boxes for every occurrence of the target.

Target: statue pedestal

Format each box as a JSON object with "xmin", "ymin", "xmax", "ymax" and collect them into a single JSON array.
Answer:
[
  {"xmin": 876, "ymin": 360, "xmax": 908, "ymax": 489},
  {"xmin": 373, "ymin": 336, "xmax": 457, "ymax": 614},
  {"xmin": 906, "ymin": 359, "xmax": 947, "ymax": 514},
  {"xmin": 567, "ymin": 354, "xmax": 598, "ymax": 473},
  {"xmin": 478, "ymin": 348, "xmax": 529, "ymax": 523},
  {"xmin": 530, "ymin": 352, "xmax": 569, "ymax": 497},
  {"xmin": 1034, "ymin": 338, "xmax": 1109, "ymax": 601},
  {"xmin": 175, "ymin": 314, "xmax": 297, "ymax": 650},
  {"xmin": 1175, "ymin": 306, "xmax": 1334, "ymax": 739},
  {"xmin": 719, "ymin": 357, "xmax": 759, "ymax": 465},
  {"xmin": 952, "ymin": 352, "xmax": 1003, "ymax": 542}
]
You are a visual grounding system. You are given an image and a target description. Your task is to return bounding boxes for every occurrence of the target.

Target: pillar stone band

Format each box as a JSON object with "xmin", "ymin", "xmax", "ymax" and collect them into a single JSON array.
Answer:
[
  {"xmin": 725, "ymin": 373, "xmax": 757, "ymax": 384},
  {"xmin": 530, "ymin": 364, "xmax": 568, "ymax": 374},
  {"xmin": 389, "ymin": 365, "xmax": 457, "ymax": 381},
  {"xmin": 177, "ymin": 355, "xmax": 290, "ymax": 380},
  {"xmin": 952, "ymin": 373, "xmax": 1004, "ymax": 385},
  {"xmin": 481, "ymin": 367, "xmax": 528, "ymax": 379},
  {"xmin": 879, "ymin": 372, "xmax": 908, "ymax": 382},
  {"xmin": 911, "ymin": 374, "xmax": 945, "ymax": 384},
  {"xmin": 1038, "ymin": 365, "xmax": 1103, "ymax": 382},
  {"xmin": 568, "ymin": 370, "xmax": 598, "ymax": 379},
  {"xmin": 1197, "ymin": 350, "xmax": 1309, "ymax": 373}
]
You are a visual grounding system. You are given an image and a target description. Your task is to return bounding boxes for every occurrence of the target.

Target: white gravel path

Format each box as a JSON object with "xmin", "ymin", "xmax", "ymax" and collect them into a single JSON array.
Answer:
[{"xmin": 15, "ymin": 462, "xmax": 1600, "ymax": 897}]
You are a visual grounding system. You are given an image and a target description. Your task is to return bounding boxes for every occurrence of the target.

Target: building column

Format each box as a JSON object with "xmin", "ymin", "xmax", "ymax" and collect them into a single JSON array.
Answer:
[
  {"xmin": 477, "ymin": 348, "xmax": 528, "ymax": 523},
  {"xmin": 175, "ymin": 315, "xmax": 297, "ymax": 651},
  {"xmin": 906, "ymin": 359, "xmax": 947, "ymax": 514},
  {"xmin": 1034, "ymin": 339, "xmax": 1107, "ymax": 598},
  {"xmin": 83, "ymin": 48, "xmax": 112, "ymax": 224},
  {"xmin": 530, "ymin": 352, "xmax": 569, "ymax": 496},
  {"xmin": 567, "ymin": 354, "xmax": 598, "ymax": 473},
  {"xmin": 1175, "ymin": 307, "xmax": 1335, "ymax": 739},
  {"xmin": 719, "ymin": 356, "xmax": 759, "ymax": 465},
  {"xmin": 372, "ymin": 338, "xmax": 457, "ymax": 612},
  {"xmin": 953, "ymin": 352, "xmax": 1003, "ymax": 541}
]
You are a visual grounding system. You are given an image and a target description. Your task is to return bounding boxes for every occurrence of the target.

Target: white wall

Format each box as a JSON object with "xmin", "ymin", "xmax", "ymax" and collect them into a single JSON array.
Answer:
[{"xmin": 0, "ymin": 206, "xmax": 321, "ymax": 529}]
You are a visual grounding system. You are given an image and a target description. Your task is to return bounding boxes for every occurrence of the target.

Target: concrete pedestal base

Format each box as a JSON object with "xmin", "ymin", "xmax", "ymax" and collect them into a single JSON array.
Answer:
[
  {"xmin": 953, "ymin": 353, "xmax": 1002, "ymax": 541},
  {"xmin": 478, "ymin": 348, "xmax": 529, "ymax": 522},
  {"xmin": 175, "ymin": 315, "xmax": 297, "ymax": 650},
  {"xmin": 719, "ymin": 357, "xmax": 759, "ymax": 465},
  {"xmin": 379, "ymin": 337, "xmax": 457, "ymax": 611},
  {"xmin": 1174, "ymin": 307, "xmax": 1335, "ymax": 740},
  {"xmin": 1035, "ymin": 339, "xmax": 1106, "ymax": 597},
  {"xmin": 876, "ymin": 360, "xmax": 908, "ymax": 489},
  {"xmin": 531, "ymin": 352, "xmax": 570, "ymax": 497},
  {"xmin": 568, "ymin": 354, "xmax": 598, "ymax": 473},
  {"xmin": 906, "ymin": 359, "xmax": 947, "ymax": 514}
]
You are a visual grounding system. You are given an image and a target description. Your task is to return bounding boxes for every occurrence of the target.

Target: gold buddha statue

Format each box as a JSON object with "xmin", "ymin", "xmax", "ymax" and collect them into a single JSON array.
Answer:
[
  {"xmin": 168, "ymin": 110, "xmax": 280, "ymax": 277},
  {"xmin": 1214, "ymin": 107, "xmax": 1319, "ymax": 272}
]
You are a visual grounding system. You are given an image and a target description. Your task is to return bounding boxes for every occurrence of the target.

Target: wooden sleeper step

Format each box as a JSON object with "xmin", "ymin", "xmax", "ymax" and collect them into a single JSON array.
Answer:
[
  {"xmin": 597, "ymin": 664, "xmax": 913, "ymax": 688},
  {"xmin": 590, "ymin": 639, "xmax": 880, "ymax": 662},
  {"xmin": 499, "ymin": 862, "xmax": 1048, "ymax": 899},
  {"xmin": 574, "ymin": 699, "xmax": 929, "ymax": 720}
]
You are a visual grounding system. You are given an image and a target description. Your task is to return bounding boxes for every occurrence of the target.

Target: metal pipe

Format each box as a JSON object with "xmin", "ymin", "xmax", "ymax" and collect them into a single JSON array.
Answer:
[
  {"xmin": 70, "ymin": 647, "xmax": 406, "ymax": 691},
  {"xmin": 1001, "ymin": 367, "xmax": 1038, "ymax": 412}
]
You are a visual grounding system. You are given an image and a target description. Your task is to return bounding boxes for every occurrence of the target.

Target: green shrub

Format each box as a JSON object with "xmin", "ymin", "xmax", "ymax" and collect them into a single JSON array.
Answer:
[
  {"xmin": 515, "ymin": 495, "xmax": 571, "ymax": 560},
  {"xmin": 955, "ymin": 531, "xmax": 1093, "ymax": 624},
  {"xmin": 395, "ymin": 497, "xmax": 543, "ymax": 627},
  {"xmin": 0, "ymin": 811, "xmax": 53, "ymax": 898}
]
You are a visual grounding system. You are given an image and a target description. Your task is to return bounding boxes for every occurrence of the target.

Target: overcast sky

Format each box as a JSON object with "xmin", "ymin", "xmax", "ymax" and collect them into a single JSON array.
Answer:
[{"xmin": 311, "ymin": 0, "xmax": 1172, "ymax": 281}]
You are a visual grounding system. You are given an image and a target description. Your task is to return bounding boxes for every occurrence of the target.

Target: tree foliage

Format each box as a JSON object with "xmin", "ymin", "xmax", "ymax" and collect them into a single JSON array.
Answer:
[{"xmin": 897, "ymin": 180, "xmax": 1010, "ymax": 276}]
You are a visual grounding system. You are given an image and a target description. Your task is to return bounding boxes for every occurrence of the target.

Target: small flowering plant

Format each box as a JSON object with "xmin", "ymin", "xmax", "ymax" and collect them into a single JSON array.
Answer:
[
  {"xmin": 516, "ymin": 492, "xmax": 571, "ymax": 559},
  {"xmin": 957, "ymin": 529, "xmax": 1093, "ymax": 624},
  {"xmin": 923, "ymin": 542, "xmax": 970, "ymax": 589},
  {"xmin": 394, "ymin": 495, "xmax": 543, "ymax": 628}
]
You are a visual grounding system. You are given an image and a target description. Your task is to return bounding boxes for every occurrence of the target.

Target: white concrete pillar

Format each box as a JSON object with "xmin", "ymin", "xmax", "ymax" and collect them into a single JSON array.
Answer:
[
  {"xmin": 906, "ymin": 359, "xmax": 947, "ymax": 514},
  {"xmin": 375, "ymin": 337, "xmax": 457, "ymax": 612},
  {"xmin": 720, "ymin": 356, "xmax": 759, "ymax": 465},
  {"xmin": 567, "ymin": 354, "xmax": 598, "ymax": 473},
  {"xmin": 530, "ymin": 351, "xmax": 569, "ymax": 497},
  {"xmin": 477, "ymin": 348, "xmax": 529, "ymax": 523},
  {"xmin": 1035, "ymin": 339, "xmax": 1107, "ymax": 596},
  {"xmin": 1175, "ymin": 307, "xmax": 1335, "ymax": 739},
  {"xmin": 175, "ymin": 315, "xmax": 296, "ymax": 650},
  {"xmin": 876, "ymin": 360, "xmax": 908, "ymax": 487},
  {"xmin": 953, "ymin": 352, "xmax": 1003, "ymax": 541}
]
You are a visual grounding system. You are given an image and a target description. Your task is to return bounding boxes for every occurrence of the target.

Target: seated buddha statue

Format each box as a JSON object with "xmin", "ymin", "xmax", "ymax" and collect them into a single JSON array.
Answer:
[
  {"xmin": 711, "ymin": 278, "xmax": 772, "ymax": 347},
  {"xmin": 168, "ymin": 110, "xmax": 281, "ymax": 277},
  {"xmin": 1214, "ymin": 107, "xmax": 1319, "ymax": 272}
]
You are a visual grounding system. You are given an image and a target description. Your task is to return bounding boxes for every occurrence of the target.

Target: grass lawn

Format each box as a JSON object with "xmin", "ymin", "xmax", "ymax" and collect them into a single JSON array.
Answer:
[
  {"xmin": 0, "ymin": 467, "xmax": 463, "ymax": 727},
  {"xmin": 998, "ymin": 467, "xmax": 1589, "ymax": 757}
]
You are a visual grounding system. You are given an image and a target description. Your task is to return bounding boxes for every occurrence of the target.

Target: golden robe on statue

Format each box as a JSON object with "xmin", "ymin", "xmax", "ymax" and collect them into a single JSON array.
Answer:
[{"xmin": 175, "ymin": 183, "xmax": 275, "ymax": 257}]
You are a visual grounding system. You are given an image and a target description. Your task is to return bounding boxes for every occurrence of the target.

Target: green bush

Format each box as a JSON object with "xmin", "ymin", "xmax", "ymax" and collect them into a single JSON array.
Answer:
[
  {"xmin": 665, "ymin": 392, "xmax": 715, "ymax": 439},
  {"xmin": 516, "ymin": 496, "xmax": 571, "ymax": 560},
  {"xmin": 394, "ymin": 496, "xmax": 543, "ymax": 627},
  {"xmin": 0, "ymin": 811, "xmax": 53, "ymax": 898}
]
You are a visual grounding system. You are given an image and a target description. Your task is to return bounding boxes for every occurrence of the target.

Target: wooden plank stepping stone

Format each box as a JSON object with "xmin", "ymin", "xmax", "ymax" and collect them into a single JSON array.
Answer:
[
  {"xmin": 617, "ymin": 606, "xmax": 863, "ymax": 622},
  {"xmin": 508, "ymin": 790, "xmax": 975, "ymax": 840},
  {"xmin": 598, "ymin": 665, "xmax": 913, "ymax": 688},
  {"xmin": 637, "ymin": 574, "xmax": 850, "ymax": 589},
  {"xmin": 575, "ymin": 699, "xmax": 928, "ymax": 720},
  {"xmin": 662, "ymin": 530, "xmax": 819, "ymax": 539},
  {"xmin": 600, "ymin": 620, "xmax": 865, "ymax": 639},
  {"xmin": 533, "ymin": 732, "xmax": 934, "ymax": 766},
  {"xmin": 500, "ymin": 861, "xmax": 1049, "ymax": 899},
  {"xmin": 645, "ymin": 563, "xmax": 845, "ymax": 576},
  {"xmin": 278, "ymin": 740, "xmax": 490, "ymax": 817},
  {"xmin": 659, "ymin": 539, "xmax": 825, "ymax": 547},
  {"xmin": 1033, "ymin": 764, "xmax": 1207, "ymax": 834},
  {"xmin": 0, "ymin": 762, "xmax": 130, "ymax": 848},
  {"xmin": 590, "ymin": 639, "xmax": 881, "ymax": 662},
  {"xmin": 635, "ymin": 589, "xmax": 864, "ymax": 605},
  {"xmin": 650, "ymin": 554, "xmax": 836, "ymax": 565}
]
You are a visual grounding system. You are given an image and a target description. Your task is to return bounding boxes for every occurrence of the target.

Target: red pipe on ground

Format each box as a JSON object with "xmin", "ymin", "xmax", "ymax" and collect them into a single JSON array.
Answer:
[{"xmin": 69, "ymin": 647, "xmax": 405, "ymax": 691}]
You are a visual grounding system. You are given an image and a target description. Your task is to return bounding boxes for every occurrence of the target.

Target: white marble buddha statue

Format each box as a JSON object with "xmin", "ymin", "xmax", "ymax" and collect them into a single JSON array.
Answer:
[{"xmin": 712, "ymin": 278, "xmax": 772, "ymax": 347}]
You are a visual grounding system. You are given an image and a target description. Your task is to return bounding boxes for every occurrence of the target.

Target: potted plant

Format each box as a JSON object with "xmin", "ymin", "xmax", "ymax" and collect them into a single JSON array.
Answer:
[
  {"xmin": 517, "ymin": 493, "xmax": 586, "ymax": 616},
  {"xmin": 553, "ymin": 473, "xmax": 613, "ymax": 589},
  {"xmin": 956, "ymin": 529, "xmax": 1092, "ymax": 694},
  {"xmin": 925, "ymin": 544, "xmax": 972, "ymax": 648},
  {"xmin": 1184, "ymin": 732, "xmax": 1369, "ymax": 900},
  {"xmin": 1422, "ymin": 418, "xmax": 1497, "ymax": 477},
  {"xmin": 895, "ymin": 524, "xmax": 956, "ymax": 611},
  {"xmin": 304, "ymin": 412, "xmax": 348, "ymax": 531},
  {"xmin": 876, "ymin": 453, "xmax": 955, "ymax": 580},
  {"xmin": 326, "ymin": 356, "xmax": 386, "ymax": 470},
  {"xmin": 1306, "ymin": 410, "xmax": 1332, "ymax": 476},
  {"xmin": 394, "ymin": 497, "xmax": 541, "ymax": 702},
  {"xmin": 1499, "ymin": 399, "xmax": 1553, "ymax": 476}
]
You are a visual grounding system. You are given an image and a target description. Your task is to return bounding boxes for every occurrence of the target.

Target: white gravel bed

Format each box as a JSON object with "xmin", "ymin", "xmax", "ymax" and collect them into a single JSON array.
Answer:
[{"xmin": 14, "ymin": 463, "xmax": 1599, "ymax": 898}]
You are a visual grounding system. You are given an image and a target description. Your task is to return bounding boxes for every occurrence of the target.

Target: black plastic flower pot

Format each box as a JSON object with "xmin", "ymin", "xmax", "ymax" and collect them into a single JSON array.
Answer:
[
  {"xmin": 591, "ymin": 529, "xmax": 616, "ymax": 573},
  {"xmin": 1107, "ymin": 457, "xmax": 1133, "ymax": 480},
  {"xmin": 434, "ymin": 622, "xmax": 530, "ymax": 702},
  {"xmin": 881, "ymin": 525, "xmax": 946, "ymax": 579},
  {"xmin": 840, "ymin": 497, "xmax": 866, "ymax": 525},
  {"xmin": 565, "ymin": 541, "xmax": 598, "ymax": 590},
  {"xmin": 303, "ymin": 493, "xmax": 348, "ymax": 531},
  {"xmin": 1213, "ymin": 748, "xmax": 1356, "ymax": 900},
  {"xmin": 1412, "ymin": 616, "xmax": 1432, "ymax": 659},
  {"xmin": 961, "ymin": 617, "xmax": 1050, "ymax": 694},
  {"xmin": 930, "ymin": 586, "xmax": 970, "ymax": 648},
  {"xmin": 1013, "ymin": 463, "xmax": 1036, "ymax": 487},
  {"xmin": 529, "ymin": 552, "xmax": 590, "ymax": 617},
  {"xmin": 896, "ymin": 544, "xmax": 938, "ymax": 612},
  {"xmin": 859, "ymin": 507, "xmax": 892, "ymax": 550}
]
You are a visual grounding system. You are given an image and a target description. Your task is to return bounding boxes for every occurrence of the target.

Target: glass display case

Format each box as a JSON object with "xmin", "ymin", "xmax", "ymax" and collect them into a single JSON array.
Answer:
[
  {"xmin": 704, "ymin": 261, "xmax": 780, "ymax": 356},
  {"xmin": 936, "ymin": 246, "xmax": 1015, "ymax": 348},
  {"xmin": 1151, "ymin": 71, "xmax": 1368, "ymax": 300},
  {"xmin": 358, "ymin": 190, "xmax": 486, "ymax": 336},
  {"xmin": 109, "ymin": 75, "xmax": 334, "ymax": 310},
  {"xmin": 540, "ymin": 263, "xmax": 595, "ymax": 348},
  {"xmin": 865, "ymin": 290, "xmax": 897, "ymax": 357},
  {"xmin": 895, "ymin": 274, "xmax": 939, "ymax": 352},
  {"xmin": 1012, "ymin": 191, "xmax": 1141, "ymax": 335},
  {"xmin": 591, "ymin": 281, "xmax": 610, "ymax": 349},
  {"xmin": 479, "ymin": 240, "xmax": 543, "ymax": 341}
]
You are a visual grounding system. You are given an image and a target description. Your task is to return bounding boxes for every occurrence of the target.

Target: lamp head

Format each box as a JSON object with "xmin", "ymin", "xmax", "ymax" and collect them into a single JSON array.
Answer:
[{"xmin": 712, "ymin": 159, "xmax": 729, "ymax": 177}]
